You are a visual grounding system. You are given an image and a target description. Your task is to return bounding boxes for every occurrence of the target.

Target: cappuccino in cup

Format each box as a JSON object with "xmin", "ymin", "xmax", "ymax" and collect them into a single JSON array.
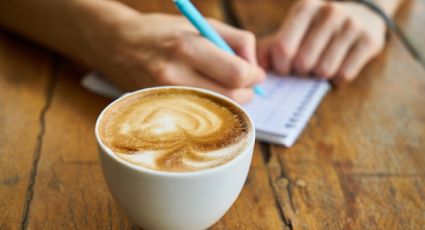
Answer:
[
  {"xmin": 96, "ymin": 86, "xmax": 255, "ymax": 230},
  {"xmin": 98, "ymin": 88, "xmax": 252, "ymax": 172}
]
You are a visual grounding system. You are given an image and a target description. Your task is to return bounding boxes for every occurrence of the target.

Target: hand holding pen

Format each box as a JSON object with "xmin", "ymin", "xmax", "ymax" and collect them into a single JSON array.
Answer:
[
  {"xmin": 174, "ymin": 0, "xmax": 266, "ymax": 96},
  {"xmin": 110, "ymin": 13, "xmax": 265, "ymax": 103}
]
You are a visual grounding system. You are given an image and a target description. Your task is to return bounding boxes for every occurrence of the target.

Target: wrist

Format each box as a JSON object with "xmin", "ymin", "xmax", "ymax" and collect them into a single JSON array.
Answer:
[
  {"xmin": 342, "ymin": 0, "xmax": 402, "ymax": 17},
  {"xmin": 370, "ymin": 0, "xmax": 403, "ymax": 17},
  {"xmin": 344, "ymin": 2, "xmax": 387, "ymax": 32},
  {"xmin": 70, "ymin": 0, "xmax": 142, "ymax": 70}
]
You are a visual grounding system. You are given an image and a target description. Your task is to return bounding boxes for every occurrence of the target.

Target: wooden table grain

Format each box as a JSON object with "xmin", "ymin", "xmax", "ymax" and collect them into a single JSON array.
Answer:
[{"xmin": 1, "ymin": 0, "xmax": 424, "ymax": 229}]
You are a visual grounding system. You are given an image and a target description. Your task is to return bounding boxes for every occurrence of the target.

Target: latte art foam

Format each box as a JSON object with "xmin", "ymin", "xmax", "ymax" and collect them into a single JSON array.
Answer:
[{"xmin": 99, "ymin": 88, "xmax": 252, "ymax": 172}]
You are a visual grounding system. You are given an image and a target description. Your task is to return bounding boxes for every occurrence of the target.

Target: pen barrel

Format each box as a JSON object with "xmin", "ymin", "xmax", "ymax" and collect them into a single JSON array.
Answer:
[{"xmin": 174, "ymin": 0, "xmax": 235, "ymax": 54}]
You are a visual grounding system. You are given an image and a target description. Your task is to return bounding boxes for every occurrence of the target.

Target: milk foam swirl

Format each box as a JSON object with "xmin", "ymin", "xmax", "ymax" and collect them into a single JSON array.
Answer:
[{"xmin": 99, "ymin": 88, "xmax": 251, "ymax": 172}]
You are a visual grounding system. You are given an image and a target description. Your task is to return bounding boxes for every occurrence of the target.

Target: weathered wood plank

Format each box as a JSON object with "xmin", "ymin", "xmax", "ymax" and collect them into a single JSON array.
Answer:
[
  {"xmin": 231, "ymin": 0, "xmax": 425, "ymax": 229},
  {"xmin": 25, "ymin": 62, "xmax": 129, "ymax": 229},
  {"xmin": 211, "ymin": 144, "xmax": 287, "ymax": 230},
  {"xmin": 0, "ymin": 32, "xmax": 53, "ymax": 229},
  {"xmin": 24, "ymin": 1, "xmax": 285, "ymax": 229}
]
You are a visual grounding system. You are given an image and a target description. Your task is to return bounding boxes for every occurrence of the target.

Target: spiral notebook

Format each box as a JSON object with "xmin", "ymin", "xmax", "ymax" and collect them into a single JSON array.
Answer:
[{"xmin": 82, "ymin": 72, "xmax": 330, "ymax": 147}]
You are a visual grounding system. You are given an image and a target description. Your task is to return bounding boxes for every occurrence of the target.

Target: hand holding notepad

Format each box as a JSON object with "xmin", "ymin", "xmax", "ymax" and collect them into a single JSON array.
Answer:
[{"xmin": 82, "ymin": 72, "xmax": 330, "ymax": 147}]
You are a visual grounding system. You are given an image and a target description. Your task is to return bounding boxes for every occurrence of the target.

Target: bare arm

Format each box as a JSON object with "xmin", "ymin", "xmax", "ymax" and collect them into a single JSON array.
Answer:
[
  {"xmin": 373, "ymin": 0, "xmax": 405, "ymax": 16},
  {"xmin": 0, "ymin": 0, "xmax": 136, "ymax": 67},
  {"xmin": 0, "ymin": 0, "xmax": 265, "ymax": 103}
]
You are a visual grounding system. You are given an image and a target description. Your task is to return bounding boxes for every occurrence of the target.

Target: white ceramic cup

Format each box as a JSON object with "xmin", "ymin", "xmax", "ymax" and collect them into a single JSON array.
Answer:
[{"xmin": 95, "ymin": 86, "xmax": 255, "ymax": 230}]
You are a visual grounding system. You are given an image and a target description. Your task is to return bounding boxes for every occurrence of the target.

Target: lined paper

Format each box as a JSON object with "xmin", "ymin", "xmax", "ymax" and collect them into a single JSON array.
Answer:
[{"xmin": 243, "ymin": 73, "xmax": 330, "ymax": 146}]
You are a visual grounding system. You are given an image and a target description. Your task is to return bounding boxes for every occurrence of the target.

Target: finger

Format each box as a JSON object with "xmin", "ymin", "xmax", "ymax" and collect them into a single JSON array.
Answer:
[
  {"xmin": 158, "ymin": 64, "xmax": 254, "ymax": 103},
  {"xmin": 257, "ymin": 36, "xmax": 273, "ymax": 70},
  {"xmin": 294, "ymin": 3, "xmax": 346, "ymax": 74},
  {"xmin": 315, "ymin": 19, "xmax": 360, "ymax": 79},
  {"xmin": 177, "ymin": 34, "xmax": 265, "ymax": 88},
  {"xmin": 195, "ymin": 77, "xmax": 254, "ymax": 104},
  {"xmin": 333, "ymin": 37, "xmax": 377, "ymax": 85},
  {"xmin": 209, "ymin": 19, "xmax": 258, "ymax": 65},
  {"xmin": 272, "ymin": 0, "xmax": 322, "ymax": 74}
]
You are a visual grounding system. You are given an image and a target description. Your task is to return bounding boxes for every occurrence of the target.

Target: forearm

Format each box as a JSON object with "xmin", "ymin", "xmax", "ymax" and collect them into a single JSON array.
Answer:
[{"xmin": 0, "ymin": 0, "xmax": 139, "ymax": 67}]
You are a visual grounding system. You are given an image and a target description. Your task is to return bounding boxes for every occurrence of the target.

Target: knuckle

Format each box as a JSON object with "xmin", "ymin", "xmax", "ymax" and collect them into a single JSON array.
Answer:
[
  {"xmin": 322, "ymin": 3, "xmax": 336, "ymax": 14},
  {"xmin": 298, "ymin": 0, "xmax": 316, "ymax": 10},
  {"xmin": 338, "ymin": 72, "xmax": 354, "ymax": 85},
  {"xmin": 242, "ymin": 31, "xmax": 256, "ymax": 44},
  {"xmin": 275, "ymin": 40, "xmax": 294, "ymax": 59},
  {"xmin": 321, "ymin": 3, "xmax": 343, "ymax": 21},
  {"xmin": 170, "ymin": 34, "xmax": 191, "ymax": 56},
  {"xmin": 295, "ymin": 57, "xmax": 312, "ymax": 74},
  {"xmin": 237, "ymin": 31, "xmax": 256, "ymax": 47},
  {"xmin": 154, "ymin": 65, "xmax": 175, "ymax": 85},
  {"xmin": 345, "ymin": 18, "xmax": 361, "ymax": 34},
  {"xmin": 316, "ymin": 64, "xmax": 333, "ymax": 78},
  {"xmin": 361, "ymin": 34, "xmax": 384, "ymax": 52},
  {"xmin": 229, "ymin": 66, "xmax": 249, "ymax": 87}
]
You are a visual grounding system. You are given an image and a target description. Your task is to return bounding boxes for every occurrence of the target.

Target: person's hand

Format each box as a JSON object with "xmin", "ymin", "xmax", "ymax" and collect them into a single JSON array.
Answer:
[
  {"xmin": 93, "ymin": 13, "xmax": 265, "ymax": 103},
  {"xmin": 258, "ymin": 0, "xmax": 386, "ymax": 86}
]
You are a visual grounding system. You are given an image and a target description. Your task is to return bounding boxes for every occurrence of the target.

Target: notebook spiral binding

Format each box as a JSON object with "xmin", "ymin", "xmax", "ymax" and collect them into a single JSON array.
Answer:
[{"xmin": 285, "ymin": 81, "xmax": 321, "ymax": 129}]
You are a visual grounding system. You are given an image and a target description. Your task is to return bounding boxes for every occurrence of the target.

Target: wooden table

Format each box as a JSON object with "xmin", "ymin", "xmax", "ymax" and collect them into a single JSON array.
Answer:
[{"xmin": 1, "ymin": 0, "xmax": 424, "ymax": 229}]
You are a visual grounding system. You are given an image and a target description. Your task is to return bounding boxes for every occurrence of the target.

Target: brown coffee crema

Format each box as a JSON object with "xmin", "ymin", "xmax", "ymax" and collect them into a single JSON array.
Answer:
[{"xmin": 99, "ymin": 88, "xmax": 252, "ymax": 172}]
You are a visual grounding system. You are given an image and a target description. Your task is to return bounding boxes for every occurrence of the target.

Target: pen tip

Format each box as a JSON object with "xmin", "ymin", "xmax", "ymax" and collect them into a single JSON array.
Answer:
[{"xmin": 254, "ymin": 86, "xmax": 266, "ymax": 96}]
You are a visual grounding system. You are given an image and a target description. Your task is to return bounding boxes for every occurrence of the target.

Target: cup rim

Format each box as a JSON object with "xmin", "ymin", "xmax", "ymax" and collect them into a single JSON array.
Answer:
[{"xmin": 95, "ymin": 86, "xmax": 256, "ymax": 178}]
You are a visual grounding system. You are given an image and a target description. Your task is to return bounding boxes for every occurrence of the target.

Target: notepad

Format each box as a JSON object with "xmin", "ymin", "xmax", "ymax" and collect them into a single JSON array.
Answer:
[
  {"xmin": 243, "ymin": 73, "xmax": 330, "ymax": 146},
  {"xmin": 82, "ymin": 72, "xmax": 330, "ymax": 147}
]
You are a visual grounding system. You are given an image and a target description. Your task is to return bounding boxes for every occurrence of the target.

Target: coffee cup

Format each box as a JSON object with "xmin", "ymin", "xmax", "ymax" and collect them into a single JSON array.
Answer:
[{"xmin": 95, "ymin": 86, "xmax": 255, "ymax": 229}]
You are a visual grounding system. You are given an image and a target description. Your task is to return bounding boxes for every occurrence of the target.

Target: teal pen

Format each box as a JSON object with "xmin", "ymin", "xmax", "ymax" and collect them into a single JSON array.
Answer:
[{"xmin": 173, "ymin": 0, "xmax": 265, "ymax": 96}]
